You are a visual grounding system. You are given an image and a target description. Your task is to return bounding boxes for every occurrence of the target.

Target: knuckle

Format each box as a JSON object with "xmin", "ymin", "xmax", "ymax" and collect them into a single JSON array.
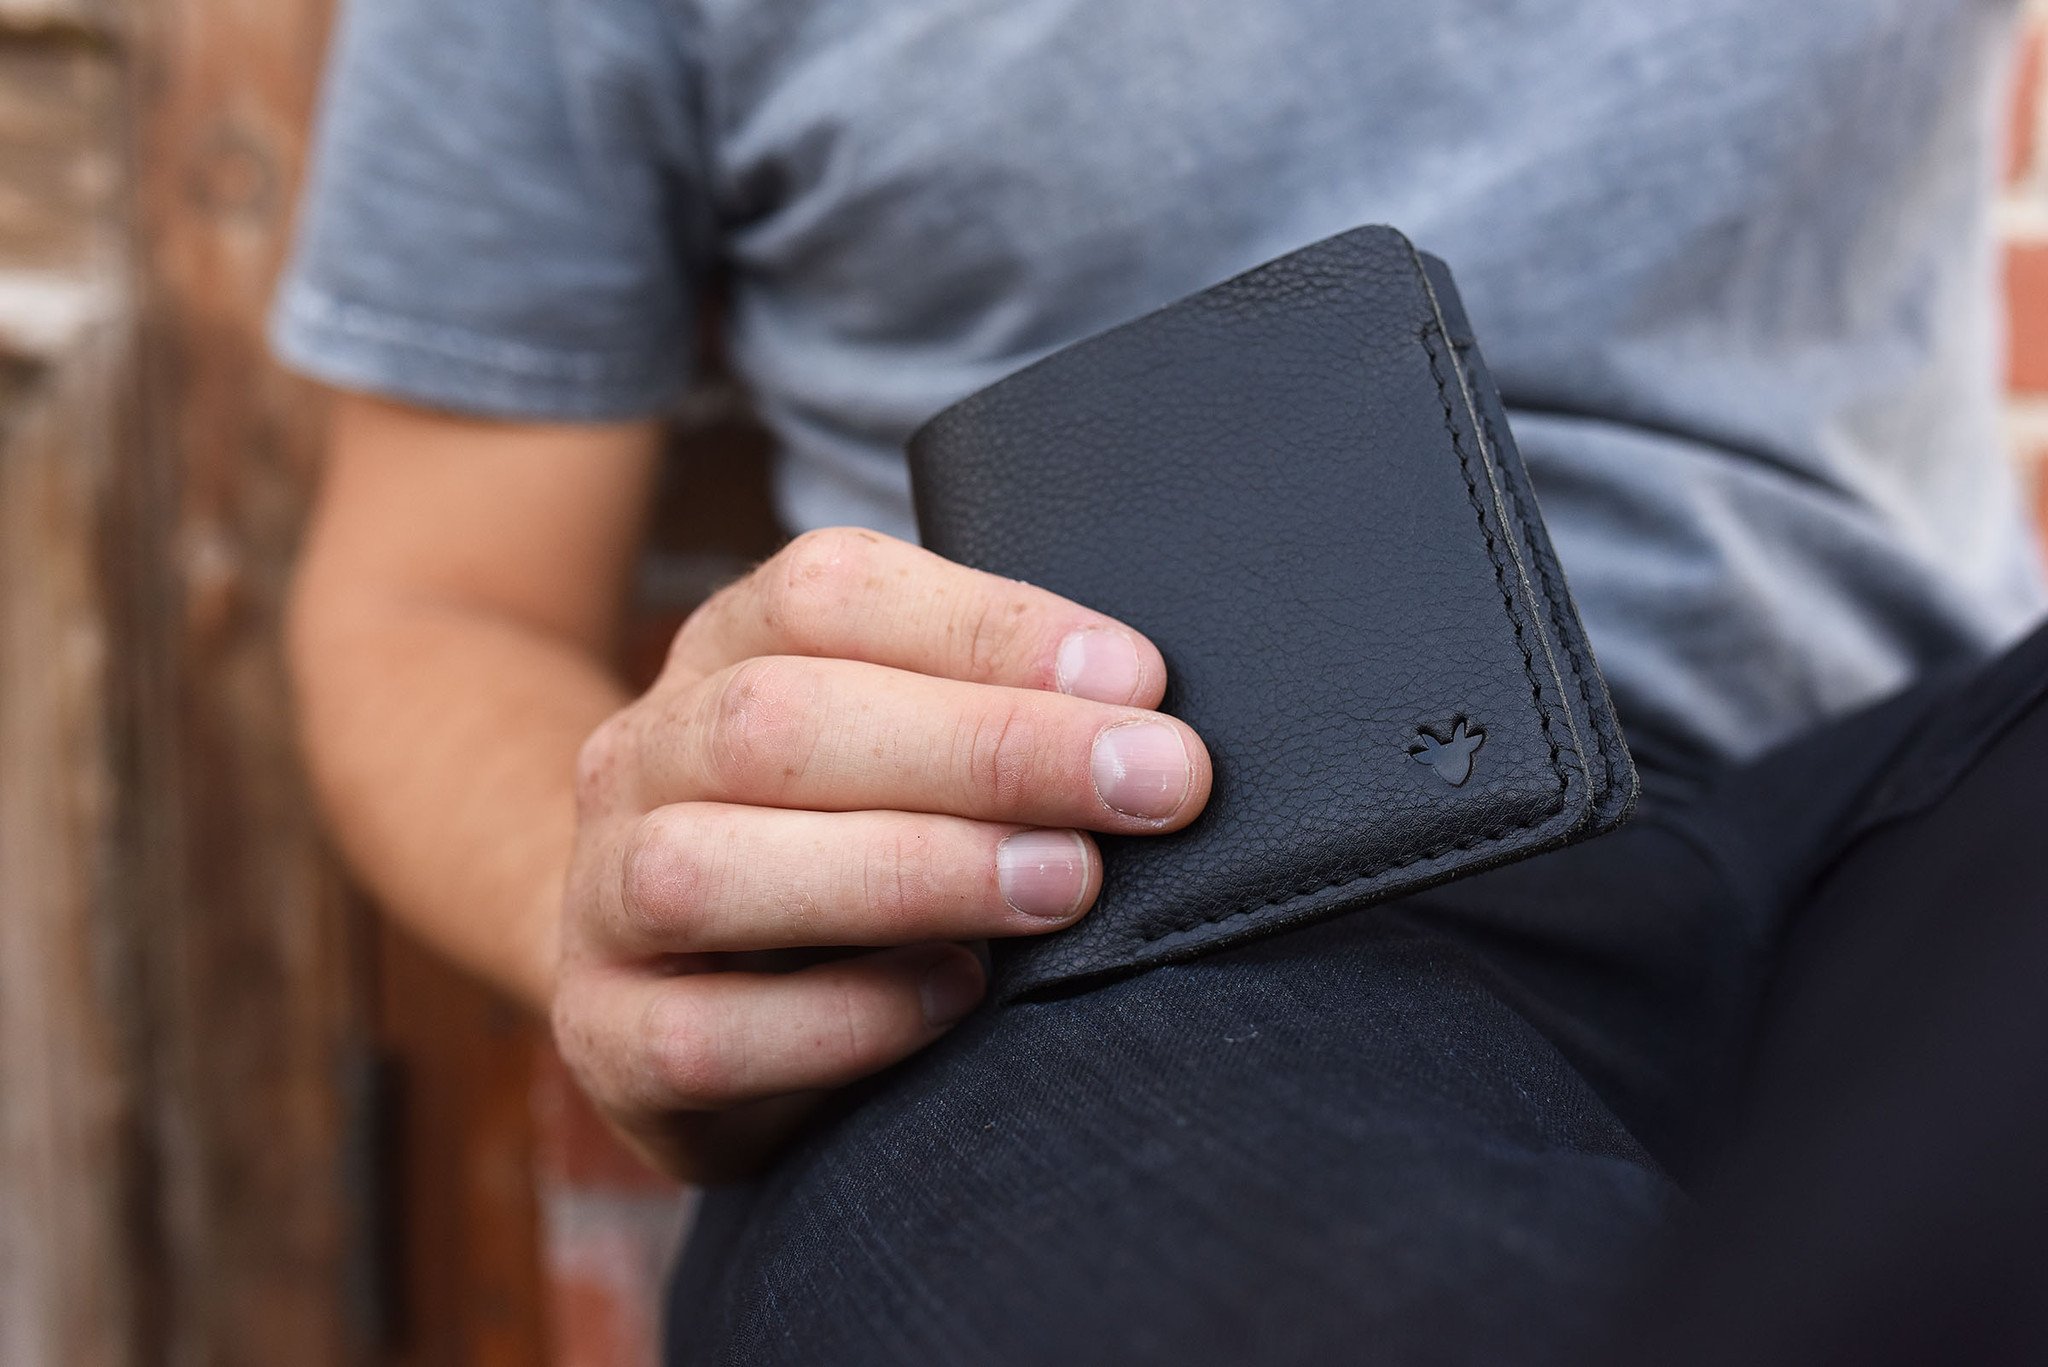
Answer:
[
  {"xmin": 665, "ymin": 1039, "xmax": 735, "ymax": 1108},
  {"xmin": 862, "ymin": 826, "xmax": 939, "ymax": 927},
  {"xmin": 618, "ymin": 810, "xmax": 707, "ymax": 945},
  {"xmin": 702, "ymin": 657, "xmax": 818, "ymax": 792},
  {"xmin": 663, "ymin": 593, "xmax": 726, "ymax": 676},
  {"xmin": 956, "ymin": 589, "xmax": 1017, "ymax": 682},
  {"xmin": 547, "ymin": 988, "xmax": 588, "ymax": 1070},
  {"xmin": 573, "ymin": 713, "xmax": 634, "ymax": 813},
  {"xmin": 763, "ymin": 527, "xmax": 875, "ymax": 642},
  {"xmin": 959, "ymin": 700, "xmax": 1042, "ymax": 808},
  {"xmin": 820, "ymin": 978, "xmax": 876, "ymax": 1070},
  {"xmin": 645, "ymin": 992, "xmax": 737, "ymax": 1105},
  {"xmin": 549, "ymin": 982, "xmax": 618, "ymax": 1099}
]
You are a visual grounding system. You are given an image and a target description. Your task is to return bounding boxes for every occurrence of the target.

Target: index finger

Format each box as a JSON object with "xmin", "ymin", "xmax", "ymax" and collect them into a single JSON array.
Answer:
[{"xmin": 664, "ymin": 527, "xmax": 1165, "ymax": 706}]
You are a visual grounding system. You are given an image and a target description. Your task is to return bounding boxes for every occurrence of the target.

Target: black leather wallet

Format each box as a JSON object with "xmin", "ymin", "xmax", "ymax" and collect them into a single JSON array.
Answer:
[{"xmin": 909, "ymin": 225, "xmax": 1636, "ymax": 999}]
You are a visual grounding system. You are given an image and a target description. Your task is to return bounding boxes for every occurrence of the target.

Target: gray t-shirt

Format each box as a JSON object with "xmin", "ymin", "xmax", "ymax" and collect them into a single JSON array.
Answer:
[{"xmin": 273, "ymin": 0, "xmax": 2047, "ymax": 765}]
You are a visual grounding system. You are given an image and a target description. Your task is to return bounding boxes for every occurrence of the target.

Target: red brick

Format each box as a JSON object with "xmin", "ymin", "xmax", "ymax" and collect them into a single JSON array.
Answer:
[
  {"xmin": 2032, "ymin": 459, "xmax": 2048, "ymax": 555},
  {"xmin": 2003, "ymin": 240, "xmax": 2048, "ymax": 394},
  {"xmin": 533, "ymin": 1045, "xmax": 685, "ymax": 1193},
  {"xmin": 541, "ymin": 1191, "xmax": 689, "ymax": 1367},
  {"xmin": 552, "ymin": 1274, "xmax": 655, "ymax": 1367},
  {"xmin": 2009, "ymin": 17, "xmax": 2045, "ymax": 187}
]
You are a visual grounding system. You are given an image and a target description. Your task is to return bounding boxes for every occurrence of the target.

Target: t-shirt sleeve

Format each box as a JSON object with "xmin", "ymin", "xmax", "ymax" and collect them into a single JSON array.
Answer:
[{"xmin": 270, "ymin": 0, "xmax": 710, "ymax": 420}]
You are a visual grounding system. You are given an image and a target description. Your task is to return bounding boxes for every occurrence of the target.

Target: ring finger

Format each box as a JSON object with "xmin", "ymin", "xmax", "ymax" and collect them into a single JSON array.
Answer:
[{"xmin": 609, "ymin": 803, "xmax": 1101, "ymax": 955}]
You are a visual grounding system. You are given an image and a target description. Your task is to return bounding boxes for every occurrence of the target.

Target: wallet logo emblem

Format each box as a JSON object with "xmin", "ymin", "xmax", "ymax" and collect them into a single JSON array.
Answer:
[{"xmin": 1409, "ymin": 719, "xmax": 1485, "ymax": 787}]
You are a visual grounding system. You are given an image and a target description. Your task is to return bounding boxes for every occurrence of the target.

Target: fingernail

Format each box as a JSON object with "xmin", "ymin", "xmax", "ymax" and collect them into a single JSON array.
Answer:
[
  {"xmin": 1091, "ymin": 720, "xmax": 1192, "ymax": 818},
  {"xmin": 920, "ymin": 951, "xmax": 985, "ymax": 1026},
  {"xmin": 996, "ymin": 829, "xmax": 1090, "ymax": 921},
  {"xmin": 1056, "ymin": 628, "xmax": 1143, "ymax": 704}
]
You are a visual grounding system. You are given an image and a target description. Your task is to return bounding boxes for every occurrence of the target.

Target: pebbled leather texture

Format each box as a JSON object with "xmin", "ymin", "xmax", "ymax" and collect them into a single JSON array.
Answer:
[{"xmin": 909, "ymin": 225, "xmax": 1638, "ymax": 999}]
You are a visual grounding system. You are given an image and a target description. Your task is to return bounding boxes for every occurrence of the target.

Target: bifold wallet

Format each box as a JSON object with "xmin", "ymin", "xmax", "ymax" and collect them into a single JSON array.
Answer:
[{"xmin": 909, "ymin": 225, "xmax": 1636, "ymax": 999}]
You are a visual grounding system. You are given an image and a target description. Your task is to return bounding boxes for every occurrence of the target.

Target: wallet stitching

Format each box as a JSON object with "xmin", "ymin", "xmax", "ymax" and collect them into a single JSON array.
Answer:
[
  {"xmin": 1421, "ymin": 327, "xmax": 1570, "ymax": 804},
  {"xmin": 1100, "ymin": 325, "xmax": 1573, "ymax": 962},
  {"xmin": 1478, "ymin": 404, "xmax": 1617, "ymax": 798},
  {"xmin": 1452, "ymin": 336, "xmax": 1609, "ymax": 782}
]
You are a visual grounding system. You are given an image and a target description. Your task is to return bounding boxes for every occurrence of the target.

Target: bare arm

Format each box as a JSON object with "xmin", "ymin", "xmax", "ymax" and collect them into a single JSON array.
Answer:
[{"xmin": 287, "ymin": 393, "xmax": 658, "ymax": 1009}]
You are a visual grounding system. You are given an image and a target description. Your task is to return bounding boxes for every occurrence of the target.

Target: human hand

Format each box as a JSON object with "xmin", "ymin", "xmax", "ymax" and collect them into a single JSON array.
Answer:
[{"xmin": 552, "ymin": 528, "xmax": 1212, "ymax": 1180}]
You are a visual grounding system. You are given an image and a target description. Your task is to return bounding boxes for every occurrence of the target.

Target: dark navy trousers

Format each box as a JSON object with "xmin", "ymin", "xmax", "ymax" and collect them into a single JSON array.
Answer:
[{"xmin": 668, "ymin": 621, "xmax": 2048, "ymax": 1366}]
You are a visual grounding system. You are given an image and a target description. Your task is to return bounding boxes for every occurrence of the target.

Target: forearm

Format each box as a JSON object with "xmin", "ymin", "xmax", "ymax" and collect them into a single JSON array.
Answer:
[
  {"xmin": 285, "ymin": 393, "xmax": 658, "ymax": 1013},
  {"xmin": 289, "ymin": 585, "xmax": 626, "ymax": 1010}
]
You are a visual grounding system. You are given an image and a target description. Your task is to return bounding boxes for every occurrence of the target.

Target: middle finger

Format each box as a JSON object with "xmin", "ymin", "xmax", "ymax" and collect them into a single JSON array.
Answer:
[{"xmin": 651, "ymin": 655, "xmax": 1212, "ymax": 831}]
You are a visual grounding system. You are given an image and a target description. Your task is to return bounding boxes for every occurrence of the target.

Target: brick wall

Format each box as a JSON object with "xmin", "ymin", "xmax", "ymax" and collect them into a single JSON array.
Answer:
[
  {"xmin": 532, "ymin": 1054, "xmax": 692, "ymax": 1367},
  {"xmin": 2007, "ymin": 2, "xmax": 2048, "ymax": 543},
  {"xmin": 534, "ymin": 17, "xmax": 2048, "ymax": 1365}
]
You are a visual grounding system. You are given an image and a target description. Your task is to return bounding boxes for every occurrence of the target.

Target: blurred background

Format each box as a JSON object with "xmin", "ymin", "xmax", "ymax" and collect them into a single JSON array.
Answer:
[{"xmin": 2, "ymin": 2, "xmax": 2047, "ymax": 1365}]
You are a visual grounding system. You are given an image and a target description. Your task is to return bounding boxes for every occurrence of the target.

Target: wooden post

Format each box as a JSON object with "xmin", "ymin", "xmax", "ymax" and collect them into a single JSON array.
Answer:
[
  {"xmin": 1, "ymin": 0, "xmax": 381, "ymax": 1361},
  {"xmin": 1, "ymin": 6, "xmax": 164, "ymax": 1362},
  {"xmin": 121, "ymin": 0, "xmax": 376, "ymax": 1357}
]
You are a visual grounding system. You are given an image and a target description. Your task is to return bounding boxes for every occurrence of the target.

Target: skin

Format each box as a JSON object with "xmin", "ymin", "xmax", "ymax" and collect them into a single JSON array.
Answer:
[{"xmin": 288, "ymin": 392, "xmax": 1213, "ymax": 1181}]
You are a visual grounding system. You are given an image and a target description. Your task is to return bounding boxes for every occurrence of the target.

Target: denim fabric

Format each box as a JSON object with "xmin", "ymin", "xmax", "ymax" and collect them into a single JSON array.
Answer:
[
  {"xmin": 273, "ymin": 0, "xmax": 2047, "ymax": 765},
  {"xmin": 664, "ymin": 626, "xmax": 2048, "ymax": 1366},
  {"xmin": 1614, "ymin": 619, "xmax": 2048, "ymax": 1365},
  {"xmin": 670, "ymin": 913, "xmax": 1688, "ymax": 1366}
]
